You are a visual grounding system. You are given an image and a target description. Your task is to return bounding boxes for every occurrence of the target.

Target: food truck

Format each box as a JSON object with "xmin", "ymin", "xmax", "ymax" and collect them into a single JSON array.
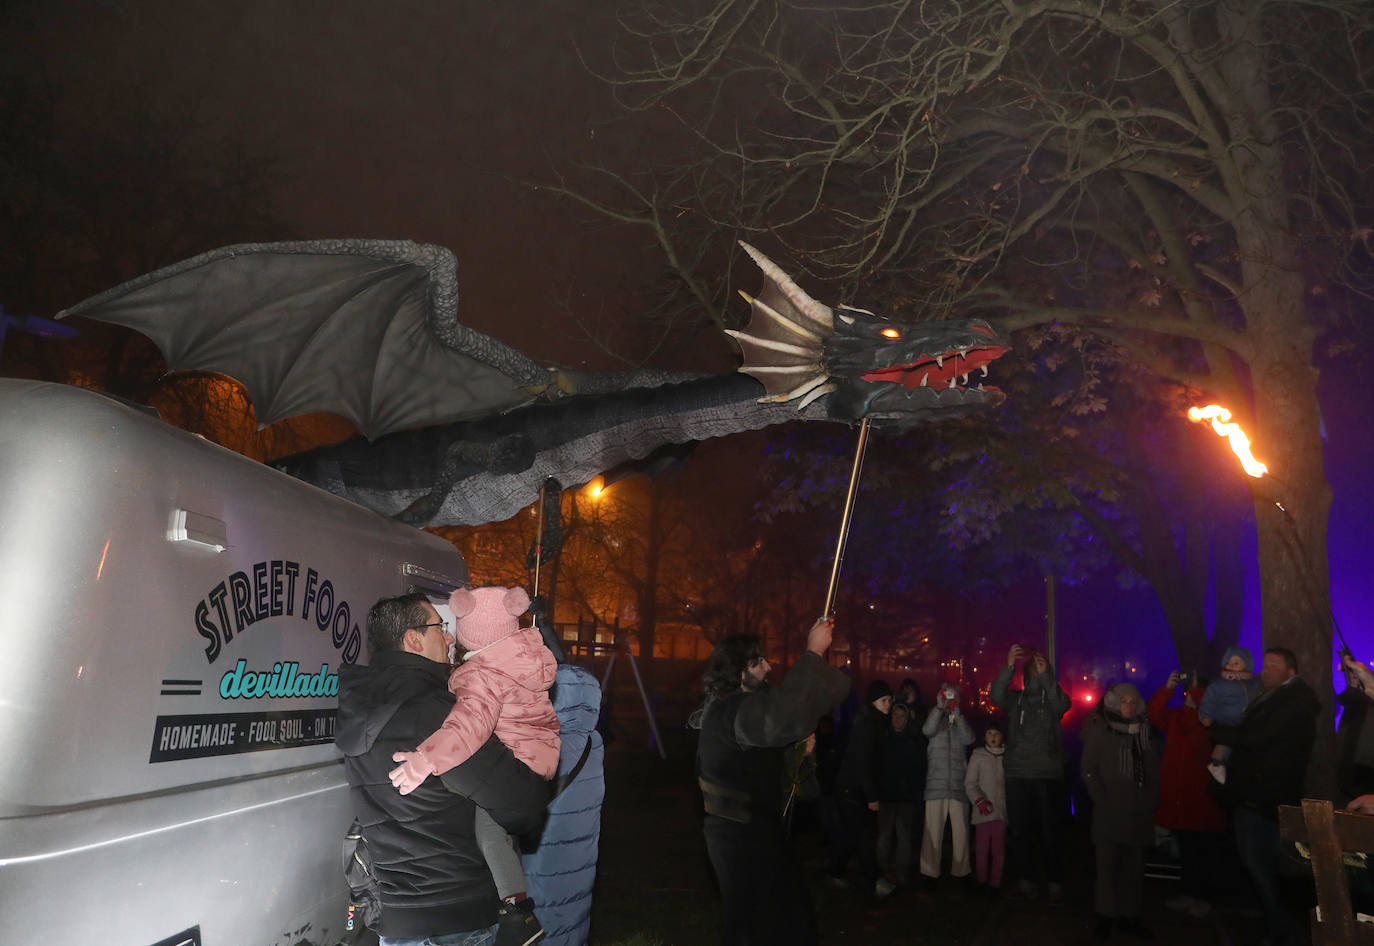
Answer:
[{"xmin": 0, "ymin": 379, "xmax": 468, "ymax": 945}]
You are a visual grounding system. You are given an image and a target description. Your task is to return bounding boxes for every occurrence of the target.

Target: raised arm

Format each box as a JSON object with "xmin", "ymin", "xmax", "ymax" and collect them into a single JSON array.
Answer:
[{"xmin": 734, "ymin": 626, "xmax": 850, "ymax": 748}]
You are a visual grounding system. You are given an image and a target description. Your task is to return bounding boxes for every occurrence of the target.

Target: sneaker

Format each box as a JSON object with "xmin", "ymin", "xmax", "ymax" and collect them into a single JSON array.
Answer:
[
  {"xmin": 1186, "ymin": 899, "xmax": 1213, "ymax": 919},
  {"xmin": 1165, "ymin": 894, "xmax": 1197, "ymax": 911},
  {"xmin": 1007, "ymin": 879, "xmax": 1036, "ymax": 899},
  {"xmin": 874, "ymin": 877, "xmax": 896, "ymax": 899},
  {"xmin": 1207, "ymin": 761, "xmax": 1227, "ymax": 784},
  {"xmin": 824, "ymin": 873, "xmax": 849, "ymax": 889},
  {"xmin": 495, "ymin": 897, "xmax": 544, "ymax": 946},
  {"xmin": 1047, "ymin": 881, "xmax": 1064, "ymax": 905}
]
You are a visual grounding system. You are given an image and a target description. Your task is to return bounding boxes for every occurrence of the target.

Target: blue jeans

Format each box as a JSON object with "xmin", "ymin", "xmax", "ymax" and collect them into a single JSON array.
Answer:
[{"xmin": 380, "ymin": 922, "xmax": 498, "ymax": 946}]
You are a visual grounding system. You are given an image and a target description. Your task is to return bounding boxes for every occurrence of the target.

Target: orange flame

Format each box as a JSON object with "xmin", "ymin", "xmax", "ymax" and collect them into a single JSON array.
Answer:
[{"xmin": 1187, "ymin": 405, "xmax": 1268, "ymax": 478}]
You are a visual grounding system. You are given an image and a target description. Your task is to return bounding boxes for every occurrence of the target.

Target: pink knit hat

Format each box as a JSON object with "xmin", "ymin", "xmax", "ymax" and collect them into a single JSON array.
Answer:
[{"xmin": 449, "ymin": 585, "xmax": 531, "ymax": 650}]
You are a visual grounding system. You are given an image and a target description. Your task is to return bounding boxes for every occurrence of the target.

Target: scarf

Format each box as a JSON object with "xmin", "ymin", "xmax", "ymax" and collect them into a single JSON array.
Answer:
[{"xmin": 1105, "ymin": 710, "xmax": 1148, "ymax": 788}]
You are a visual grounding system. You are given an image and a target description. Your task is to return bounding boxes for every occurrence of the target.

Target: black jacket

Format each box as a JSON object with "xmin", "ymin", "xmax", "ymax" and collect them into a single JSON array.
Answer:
[
  {"xmin": 1338, "ymin": 687, "xmax": 1374, "ymax": 806},
  {"xmin": 697, "ymin": 652, "xmax": 850, "ymax": 824},
  {"xmin": 336, "ymin": 650, "xmax": 549, "ymax": 939},
  {"xmin": 877, "ymin": 725, "xmax": 928, "ymax": 804},
  {"xmin": 1210, "ymin": 675, "xmax": 1320, "ymax": 817},
  {"xmin": 836, "ymin": 703, "xmax": 889, "ymax": 802}
]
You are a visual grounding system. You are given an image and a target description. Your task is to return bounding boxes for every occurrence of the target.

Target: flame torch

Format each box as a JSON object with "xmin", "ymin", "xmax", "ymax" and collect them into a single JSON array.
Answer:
[
  {"xmin": 1187, "ymin": 404, "xmax": 1351, "ymax": 658},
  {"xmin": 1186, "ymin": 405, "xmax": 1269, "ymax": 478}
]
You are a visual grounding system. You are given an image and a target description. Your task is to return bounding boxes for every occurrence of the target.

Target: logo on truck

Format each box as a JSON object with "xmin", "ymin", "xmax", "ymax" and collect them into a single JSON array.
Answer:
[
  {"xmin": 192, "ymin": 560, "xmax": 362, "ymax": 665},
  {"xmin": 149, "ymin": 560, "xmax": 362, "ymax": 763}
]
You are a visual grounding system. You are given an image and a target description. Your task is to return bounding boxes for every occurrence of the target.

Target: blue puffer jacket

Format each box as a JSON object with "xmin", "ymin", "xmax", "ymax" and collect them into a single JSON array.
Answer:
[{"xmin": 522, "ymin": 665, "xmax": 606, "ymax": 946}]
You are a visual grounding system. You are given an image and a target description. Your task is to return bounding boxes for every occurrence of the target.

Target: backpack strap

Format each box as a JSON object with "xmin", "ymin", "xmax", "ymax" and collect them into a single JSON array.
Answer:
[{"xmin": 551, "ymin": 736, "xmax": 595, "ymax": 798}]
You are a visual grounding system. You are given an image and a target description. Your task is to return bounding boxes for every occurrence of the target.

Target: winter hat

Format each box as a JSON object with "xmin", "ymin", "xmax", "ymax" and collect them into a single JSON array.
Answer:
[
  {"xmin": 1101, "ymin": 681, "xmax": 1145, "ymax": 718},
  {"xmin": 866, "ymin": 679, "xmax": 893, "ymax": 704},
  {"xmin": 449, "ymin": 585, "xmax": 531, "ymax": 650},
  {"xmin": 1220, "ymin": 646, "xmax": 1253, "ymax": 673},
  {"xmin": 937, "ymin": 683, "xmax": 960, "ymax": 707}
]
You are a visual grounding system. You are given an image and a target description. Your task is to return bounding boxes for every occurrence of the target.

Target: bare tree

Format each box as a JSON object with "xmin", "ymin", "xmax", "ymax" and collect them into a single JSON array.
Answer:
[{"xmin": 578, "ymin": 0, "xmax": 1374, "ymax": 725}]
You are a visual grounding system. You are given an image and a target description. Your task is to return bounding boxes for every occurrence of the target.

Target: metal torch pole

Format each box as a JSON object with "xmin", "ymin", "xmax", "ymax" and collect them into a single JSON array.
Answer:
[
  {"xmin": 823, "ymin": 418, "xmax": 873, "ymax": 617},
  {"xmin": 531, "ymin": 481, "xmax": 547, "ymax": 598}
]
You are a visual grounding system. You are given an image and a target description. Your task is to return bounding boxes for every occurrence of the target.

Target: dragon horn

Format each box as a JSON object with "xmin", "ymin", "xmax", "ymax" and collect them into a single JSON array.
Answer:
[{"xmin": 738, "ymin": 242, "xmax": 833, "ymax": 330}]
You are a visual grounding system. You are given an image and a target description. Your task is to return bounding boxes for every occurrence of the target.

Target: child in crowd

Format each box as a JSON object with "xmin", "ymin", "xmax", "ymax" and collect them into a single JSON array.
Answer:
[
  {"xmin": 389, "ymin": 585, "xmax": 560, "ymax": 946},
  {"xmin": 965, "ymin": 722, "xmax": 1008, "ymax": 896},
  {"xmin": 876, "ymin": 702, "xmax": 928, "ymax": 888},
  {"xmin": 1198, "ymin": 646, "xmax": 1259, "ymax": 783},
  {"xmin": 920, "ymin": 683, "xmax": 975, "ymax": 881}
]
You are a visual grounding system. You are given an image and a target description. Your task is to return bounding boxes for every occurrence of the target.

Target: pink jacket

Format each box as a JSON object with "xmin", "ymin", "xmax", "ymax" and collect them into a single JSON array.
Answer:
[{"xmin": 417, "ymin": 626, "xmax": 561, "ymax": 779}]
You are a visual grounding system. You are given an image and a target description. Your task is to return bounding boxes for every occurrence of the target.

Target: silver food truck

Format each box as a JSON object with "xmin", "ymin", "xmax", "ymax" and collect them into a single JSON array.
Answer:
[{"xmin": 0, "ymin": 379, "xmax": 469, "ymax": 945}]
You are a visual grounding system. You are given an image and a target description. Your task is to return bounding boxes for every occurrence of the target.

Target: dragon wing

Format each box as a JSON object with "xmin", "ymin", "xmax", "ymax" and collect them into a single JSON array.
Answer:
[
  {"xmin": 58, "ymin": 240, "xmax": 549, "ymax": 440},
  {"xmin": 724, "ymin": 242, "xmax": 836, "ymax": 407}
]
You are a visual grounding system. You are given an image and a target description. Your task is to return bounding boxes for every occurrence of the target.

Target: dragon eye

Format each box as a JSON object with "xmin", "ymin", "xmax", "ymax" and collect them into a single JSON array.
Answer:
[{"xmin": 880, "ymin": 328, "xmax": 900, "ymax": 339}]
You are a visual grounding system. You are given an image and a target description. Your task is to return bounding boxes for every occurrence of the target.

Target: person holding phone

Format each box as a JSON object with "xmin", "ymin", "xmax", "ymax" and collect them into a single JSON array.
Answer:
[{"xmin": 990, "ymin": 643, "xmax": 1073, "ymax": 902}]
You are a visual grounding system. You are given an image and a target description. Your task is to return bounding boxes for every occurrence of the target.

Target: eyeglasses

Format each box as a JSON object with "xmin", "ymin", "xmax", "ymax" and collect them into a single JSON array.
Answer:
[{"xmin": 416, "ymin": 619, "xmax": 449, "ymax": 635}]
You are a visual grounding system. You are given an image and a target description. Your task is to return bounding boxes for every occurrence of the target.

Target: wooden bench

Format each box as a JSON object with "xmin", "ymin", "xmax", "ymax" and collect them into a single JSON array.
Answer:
[{"xmin": 1279, "ymin": 799, "xmax": 1374, "ymax": 945}]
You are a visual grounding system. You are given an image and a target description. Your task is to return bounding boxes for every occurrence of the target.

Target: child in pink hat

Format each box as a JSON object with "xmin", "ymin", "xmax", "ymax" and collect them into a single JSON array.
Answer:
[{"xmin": 389, "ymin": 584, "xmax": 560, "ymax": 941}]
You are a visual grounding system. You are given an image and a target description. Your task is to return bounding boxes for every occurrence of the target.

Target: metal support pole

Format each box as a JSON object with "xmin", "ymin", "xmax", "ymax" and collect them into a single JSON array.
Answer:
[
  {"xmin": 531, "ymin": 481, "xmax": 547, "ymax": 598},
  {"xmin": 823, "ymin": 419, "xmax": 872, "ymax": 617},
  {"xmin": 1044, "ymin": 572, "xmax": 1057, "ymax": 670}
]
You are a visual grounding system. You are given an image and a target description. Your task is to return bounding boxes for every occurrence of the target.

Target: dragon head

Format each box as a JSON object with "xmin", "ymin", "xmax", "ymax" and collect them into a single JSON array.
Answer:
[{"xmin": 726, "ymin": 243, "xmax": 1008, "ymax": 431}]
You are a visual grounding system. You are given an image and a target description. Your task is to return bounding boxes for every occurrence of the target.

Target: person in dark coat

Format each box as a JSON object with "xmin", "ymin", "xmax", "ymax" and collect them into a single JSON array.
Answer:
[
  {"xmin": 1081, "ymin": 682, "xmax": 1160, "ymax": 941},
  {"xmin": 876, "ymin": 702, "xmax": 927, "ymax": 887},
  {"xmin": 990, "ymin": 644, "xmax": 1073, "ymax": 901},
  {"xmin": 693, "ymin": 619, "xmax": 850, "ymax": 946},
  {"xmin": 1208, "ymin": 646, "xmax": 1320, "ymax": 946},
  {"xmin": 1148, "ymin": 672, "xmax": 1227, "ymax": 919},
  {"xmin": 335, "ymin": 593, "xmax": 551, "ymax": 944},
  {"xmin": 1337, "ymin": 654, "xmax": 1374, "ymax": 811},
  {"xmin": 897, "ymin": 677, "xmax": 924, "ymax": 715},
  {"xmin": 827, "ymin": 678, "xmax": 896, "ymax": 898},
  {"xmin": 1336, "ymin": 654, "xmax": 1374, "ymax": 913}
]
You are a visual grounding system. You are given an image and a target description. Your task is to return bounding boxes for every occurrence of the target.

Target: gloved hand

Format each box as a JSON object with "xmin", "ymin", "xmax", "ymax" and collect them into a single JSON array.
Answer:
[
  {"xmin": 976, "ymin": 797, "xmax": 994, "ymax": 817},
  {"xmin": 389, "ymin": 750, "xmax": 438, "ymax": 795}
]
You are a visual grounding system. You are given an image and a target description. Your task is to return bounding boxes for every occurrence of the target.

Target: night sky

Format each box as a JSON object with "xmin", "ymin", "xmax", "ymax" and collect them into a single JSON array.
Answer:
[{"xmin": 5, "ymin": 1, "xmax": 1371, "ymax": 694}]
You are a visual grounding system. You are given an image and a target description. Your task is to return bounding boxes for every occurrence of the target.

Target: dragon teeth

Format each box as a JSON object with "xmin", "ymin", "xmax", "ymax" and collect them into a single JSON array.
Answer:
[
  {"xmin": 920, "ymin": 373, "xmax": 929, "ymax": 387},
  {"xmin": 936, "ymin": 355, "xmax": 943, "ymax": 368},
  {"xmin": 959, "ymin": 373, "xmax": 969, "ymax": 385},
  {"xmin": 948, "ymin": 377, "xmax": 957, "ymax": 389},
  {"xmin": 980, "ymin": 366, "xmax": 989, "ymax": 377}
]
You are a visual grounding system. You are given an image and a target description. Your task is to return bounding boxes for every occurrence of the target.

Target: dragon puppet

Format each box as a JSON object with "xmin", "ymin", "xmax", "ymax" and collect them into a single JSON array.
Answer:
[{"xmin": 59, "ymin": 239, "xmax": 1008, "ymax": 527}]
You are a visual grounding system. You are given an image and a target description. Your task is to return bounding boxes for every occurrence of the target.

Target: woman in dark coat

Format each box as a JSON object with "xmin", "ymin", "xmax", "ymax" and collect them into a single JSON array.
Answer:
[{"xmin": 1081, "ymin": 682, "xmax": 1160, "ymax": 941}]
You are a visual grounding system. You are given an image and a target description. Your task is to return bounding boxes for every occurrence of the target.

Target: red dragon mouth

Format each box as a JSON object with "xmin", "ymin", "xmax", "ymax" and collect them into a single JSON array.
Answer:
[{"xmin": 861, "ymin": 345, "xmax": 1008, "ymax": 392}]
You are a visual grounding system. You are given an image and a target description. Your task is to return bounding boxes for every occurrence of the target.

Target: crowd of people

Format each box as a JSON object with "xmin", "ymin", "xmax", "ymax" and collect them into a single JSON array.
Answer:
[
  {"xmin": 332, "ymin": 588, "xmax": 1351, "ymax": 946},
  {"xmin": 693, "ymin": 622, "xmax": 1339, "ymax": 946}
]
